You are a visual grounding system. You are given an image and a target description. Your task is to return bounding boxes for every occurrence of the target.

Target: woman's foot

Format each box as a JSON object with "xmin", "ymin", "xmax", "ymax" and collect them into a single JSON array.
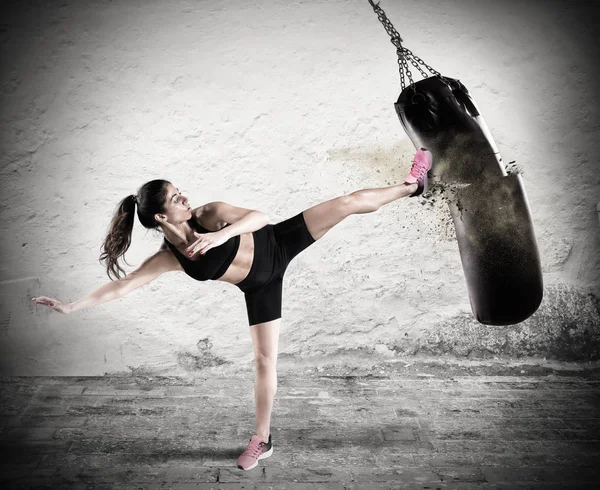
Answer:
[
  {"xmin": 236, "ymin": 434, "xmax": 273, "ymax": 471},
  {"xmin": 404, "ymin": 148, "xmax": 433, "ymax": 197}
]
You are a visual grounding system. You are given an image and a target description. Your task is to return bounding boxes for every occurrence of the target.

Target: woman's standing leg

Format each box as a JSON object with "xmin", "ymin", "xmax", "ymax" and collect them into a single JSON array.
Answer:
[
  {"xmin": 249, "ymin": 318, "xmax": 281, "ymax": 443},
  {"xmin": 303, "ymin": 148, "xmax": 432, "ymax": 241},
  {"xmin": 236, "ymin": 316, "xmax": 279, "ymax": 471}
]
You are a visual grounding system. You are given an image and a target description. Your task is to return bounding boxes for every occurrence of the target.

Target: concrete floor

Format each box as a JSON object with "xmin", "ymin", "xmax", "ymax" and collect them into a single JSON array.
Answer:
[{"xmin": 1, "ymin": 358, "xmax": 600, "ymax": 489}]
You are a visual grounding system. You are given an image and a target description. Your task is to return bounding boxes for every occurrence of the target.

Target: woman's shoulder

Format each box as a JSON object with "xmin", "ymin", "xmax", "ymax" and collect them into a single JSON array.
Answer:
[
  {"xmin": 191, "ymin": 204, "xmax": 227, "ymax": 232},
  {"xmin": 146, "ymin": 245, "xmax": 183, "ymax": 272}
]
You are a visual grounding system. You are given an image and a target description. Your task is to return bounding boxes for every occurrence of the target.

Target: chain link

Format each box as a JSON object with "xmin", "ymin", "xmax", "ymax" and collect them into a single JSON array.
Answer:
[{"xmin": 368, "ymin": 0, "xmax": 442, "ymax": 90}]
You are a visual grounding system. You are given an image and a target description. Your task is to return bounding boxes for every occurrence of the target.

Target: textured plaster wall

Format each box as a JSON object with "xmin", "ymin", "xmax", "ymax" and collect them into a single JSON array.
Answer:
[{"xmin": 1, "ymin": 0, "xmax": 599, "ymax": 375}]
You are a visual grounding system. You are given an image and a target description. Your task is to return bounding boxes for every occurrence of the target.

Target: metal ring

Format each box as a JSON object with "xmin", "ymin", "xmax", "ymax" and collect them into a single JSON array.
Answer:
[
  {"xmin": 448, "ymin": 79, "xmax": 461, "ymax": 91},
  {"xmin": 411, "ymin": 92, "xmax": 427, "ymax": 104}
]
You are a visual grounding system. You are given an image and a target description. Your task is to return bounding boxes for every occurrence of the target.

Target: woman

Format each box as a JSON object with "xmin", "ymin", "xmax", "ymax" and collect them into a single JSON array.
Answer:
[{"xmin": 31, "ymin": 148, "xmax": 432, "ymax": 471}]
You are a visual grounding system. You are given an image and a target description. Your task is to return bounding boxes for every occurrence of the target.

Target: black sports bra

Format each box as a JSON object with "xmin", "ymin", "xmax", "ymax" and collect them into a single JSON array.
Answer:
[{"xmin": 164, "ymin": 218, "xmax": 240, "ymax": 281}]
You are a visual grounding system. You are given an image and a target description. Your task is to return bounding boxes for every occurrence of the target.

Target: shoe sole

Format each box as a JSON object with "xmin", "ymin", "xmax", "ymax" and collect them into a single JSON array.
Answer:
[
  {"xmin": 418, "ymin": 150, "xmax": 432, "ymax": 196},
  {"xmin": 237, "ymin": 446, "xmax": 274, "ymax": 471}
]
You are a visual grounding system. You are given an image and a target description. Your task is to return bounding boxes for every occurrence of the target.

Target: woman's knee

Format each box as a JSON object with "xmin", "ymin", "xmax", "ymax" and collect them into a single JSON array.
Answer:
[
  {"xmin": 337, "ymin": 194, "xmax": 358, "ymax": 214},
  {"xmin": 255, "ymin": 353, "xmax": 277, "ymax": 372},
  {"xmin": 348, "ymin": 189, "xmax": 379, "ymax": 214}
]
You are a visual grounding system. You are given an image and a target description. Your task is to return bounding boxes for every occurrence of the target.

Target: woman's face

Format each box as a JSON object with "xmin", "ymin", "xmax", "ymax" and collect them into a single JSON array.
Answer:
[{"xmin": 162, "ymin": 183, "xmax": 192, "ymax": 222}]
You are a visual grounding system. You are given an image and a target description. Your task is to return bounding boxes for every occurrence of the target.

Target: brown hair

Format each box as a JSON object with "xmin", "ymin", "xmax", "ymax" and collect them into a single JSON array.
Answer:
[{"xmin": 99, "ymin": 179, "xmax": 171, "ymax": 280}]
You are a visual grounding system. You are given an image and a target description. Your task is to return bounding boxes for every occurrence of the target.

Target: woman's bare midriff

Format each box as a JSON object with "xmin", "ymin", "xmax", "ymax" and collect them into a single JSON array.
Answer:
[
  {"xmin": 163, "ymin": 222, "xmax": 255, "ymax": 285},
  {"xmin": 214, "ymin": 232, "xmax": 255, "ymax": 285}
]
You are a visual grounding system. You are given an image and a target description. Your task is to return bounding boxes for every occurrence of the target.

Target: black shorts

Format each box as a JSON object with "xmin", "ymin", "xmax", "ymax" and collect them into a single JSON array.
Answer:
[{"xmin": 235, "ymin": 212, "xmax": 316, "ymax": 326}]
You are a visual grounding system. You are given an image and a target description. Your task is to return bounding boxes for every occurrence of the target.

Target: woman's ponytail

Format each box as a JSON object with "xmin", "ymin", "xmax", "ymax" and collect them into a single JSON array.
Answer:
[
  {"xmin": 98, "ymin": 179, "xmax": 170, "ymax": 280},
  {"xmin": 99, "ymin": 194, "xmax": 137, "ymax": 280}
]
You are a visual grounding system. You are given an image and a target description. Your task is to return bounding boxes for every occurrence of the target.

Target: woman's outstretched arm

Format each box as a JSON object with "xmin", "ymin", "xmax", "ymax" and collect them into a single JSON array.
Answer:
[{"xmin": 31, "ymin": 250, "xmax": 179, "ymax": 315}]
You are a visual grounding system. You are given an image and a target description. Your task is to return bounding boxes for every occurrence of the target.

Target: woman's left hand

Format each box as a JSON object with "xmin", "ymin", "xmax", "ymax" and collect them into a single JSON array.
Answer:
[{"xmin": 185, "ymin": 230, "xmax": 230, "ymax": 257}]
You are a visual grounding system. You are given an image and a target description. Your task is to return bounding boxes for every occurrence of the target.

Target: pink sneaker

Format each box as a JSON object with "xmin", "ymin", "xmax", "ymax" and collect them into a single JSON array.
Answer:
[
  {"xmin": 404, "ymin": 148, "xmax": 432, "ymax": 197},
  {"xmin": 236, "ymin": 434, "xmax": 273, "ymax": 471}
]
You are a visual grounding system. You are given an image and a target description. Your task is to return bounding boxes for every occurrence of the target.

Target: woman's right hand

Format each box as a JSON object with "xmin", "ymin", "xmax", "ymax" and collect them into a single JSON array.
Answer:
[{"xmin": 30, "ymin": 296, "xmax": 73, "ymax": 315}]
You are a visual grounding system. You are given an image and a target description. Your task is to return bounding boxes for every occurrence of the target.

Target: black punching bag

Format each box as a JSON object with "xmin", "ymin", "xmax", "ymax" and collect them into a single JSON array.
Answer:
[{"xmin": 395, "ymin": 76, "xmax": 543, "ymax": 325}]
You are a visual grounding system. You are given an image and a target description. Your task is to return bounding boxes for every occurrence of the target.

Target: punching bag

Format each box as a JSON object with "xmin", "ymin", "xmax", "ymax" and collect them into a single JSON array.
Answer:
[
  {"xmin": 396, "ymin": 76, "xmax": 543, "ymax": 325},
  {"xmin": 368, "ymin": 1, "xmax": 543, "ymax": 325}
]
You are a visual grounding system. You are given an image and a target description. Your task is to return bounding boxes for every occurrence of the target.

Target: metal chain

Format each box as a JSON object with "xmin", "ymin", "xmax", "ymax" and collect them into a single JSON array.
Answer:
[
  {"xmin": 368, "ymin": 0, "xmax": 442, "ymax": 90},
  {"xmin": 396, "ymin": 52, "xmax": 406, "ymax": 91},
  {"xmin": 400, "ymin": 51, "xmax": 414, "ymax": 88},
  {"xmin": 409, "ymin": 50, "xmax": 442, "ymax": 78},
  {"xmin": 369, "ymin": 0, "xmax": 404, "ymax": 48},
  {"xmin": 406, "ymin": 51, "xmax": 429, "ymax": 79}
]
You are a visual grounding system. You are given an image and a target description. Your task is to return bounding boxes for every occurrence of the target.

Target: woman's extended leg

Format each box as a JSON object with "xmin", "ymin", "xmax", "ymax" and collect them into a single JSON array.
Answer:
[
  {"xmin": 303, "ymin": 148, "xmax": 432, "ymax": 241},
  {"xmin": 303, "ymin": 183, "xmax": 414, "ymax": 241}
]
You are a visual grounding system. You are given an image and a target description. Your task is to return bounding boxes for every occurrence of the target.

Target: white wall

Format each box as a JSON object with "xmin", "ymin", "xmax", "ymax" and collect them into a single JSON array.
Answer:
[{"xmin": 1, "ymin": 0, "xmax": 598, "ymax": 375}]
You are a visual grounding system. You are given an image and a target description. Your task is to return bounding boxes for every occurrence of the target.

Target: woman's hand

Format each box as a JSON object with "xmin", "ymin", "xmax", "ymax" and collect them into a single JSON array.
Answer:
[
  {"xmin": 185, "ymin": 230, "xmax": 230, "ymax": 257},
  {"xmin": 30, "ymin": 296, "xmax": 73, "ymax": 315}
]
